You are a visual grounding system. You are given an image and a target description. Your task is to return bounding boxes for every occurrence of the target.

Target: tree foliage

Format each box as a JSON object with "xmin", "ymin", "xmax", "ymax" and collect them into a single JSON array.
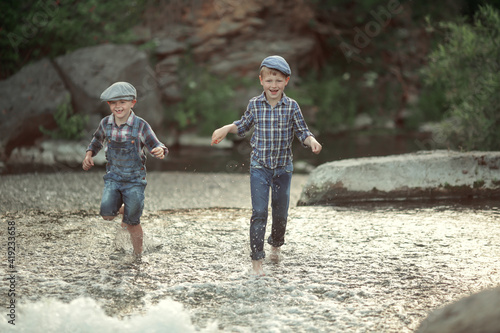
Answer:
[
  {"xmin": 39, "ymin": 95, "xmax": 88, "ymax": 140},
  {"xmin": 421, "ymin": 5, "xmax": 500, "ymax": 150},
  {"xmin": 167, "ymin": 55, "xmax": 250, "ymax": 138},
  {"xmin": 0, "ymin": 0, "xmax": 146, "ymax": 79}
]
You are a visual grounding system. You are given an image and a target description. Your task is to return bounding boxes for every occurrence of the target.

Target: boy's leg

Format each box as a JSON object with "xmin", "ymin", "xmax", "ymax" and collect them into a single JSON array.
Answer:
[
  {"xmin": 126, "ymin": 224, "xmax": 143, "ymax": 256},
  {"xmin": 249, "ymin": 162, "xmax": 272, "ymax": 262},
  {"xmin": 121, "ymin": 184, "xmax": 146, "ymax": 255},
  {"xmin": 268, "ymin": 163, "xmax": 292, "ymax": 250},
  {"xmin": 100, "ymin": 180, "xmax": 123, "ymax": 220}
]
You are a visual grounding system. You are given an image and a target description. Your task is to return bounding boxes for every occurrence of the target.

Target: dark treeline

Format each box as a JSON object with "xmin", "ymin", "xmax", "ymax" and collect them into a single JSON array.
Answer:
[{"xmin": 1, "ymin": 0, "xmax": 500, "ymax": 150}]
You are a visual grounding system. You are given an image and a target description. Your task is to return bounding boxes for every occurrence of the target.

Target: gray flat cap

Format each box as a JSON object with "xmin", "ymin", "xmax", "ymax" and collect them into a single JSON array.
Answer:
[
  {"xmin": 100, "ymin": 82, "xmax": 137, "ymax": 101},
  {"xmin": 260, "ymin": 55, "xmax": 291, "ymax": 76}
]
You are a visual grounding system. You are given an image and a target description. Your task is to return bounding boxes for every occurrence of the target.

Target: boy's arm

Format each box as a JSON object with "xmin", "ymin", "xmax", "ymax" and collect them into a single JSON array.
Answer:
[
  {"xmin": 291, "ymin": 103, "xmax": 314, "ymax": 146},
  {"xmin": 211, "ymin": 124, "xmax": 238, "ymax": 145},
  {"xmin": 212, "ymin": 103, "xmax": 255, "ymax": 145},
  {"xmin": 142, "ymin": 122, "xmax": 168, "ymax": 159},
  {"xmin": 291, "ymin": 102, "xmax": 322, "ymax": 154},
  {"xmin": 85, "ymin": 122, "xmax": 105, "ymax": 157},
  {"xmin": 82, "ymin": 120, "xmax": 106, "ymax": 170}
]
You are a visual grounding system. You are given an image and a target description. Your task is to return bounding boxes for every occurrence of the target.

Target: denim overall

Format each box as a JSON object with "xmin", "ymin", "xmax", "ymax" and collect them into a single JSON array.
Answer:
[{"xmin": 99, "ymin": 116, "xmax": 147, "ymax": 225}]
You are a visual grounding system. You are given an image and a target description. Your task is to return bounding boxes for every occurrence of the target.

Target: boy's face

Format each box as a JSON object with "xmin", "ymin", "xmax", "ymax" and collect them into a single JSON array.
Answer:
[
  {"xmin": 259, "ymin": 71, "xmax": 290, "ymax": 104},
  {"xmin": 107, "ymin": 99, "xmax": 136, "ymax": 123}
]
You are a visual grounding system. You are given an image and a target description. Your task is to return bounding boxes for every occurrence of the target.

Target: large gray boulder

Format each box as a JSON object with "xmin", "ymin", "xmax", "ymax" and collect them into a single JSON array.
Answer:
[
  {"xmin": 416, "ymin": 287, "xmax": 500, "ymax": 333},
  {"xmin": 55, "ymin": 44, "xmax": 163, "ymax": 128},
  {"xmin": 0, "ymin": 58, "xmax": 70, "ymax": 159},
  {"xmin": 298, "ymin": 150, "xmax": 500, "ymax": 205}
]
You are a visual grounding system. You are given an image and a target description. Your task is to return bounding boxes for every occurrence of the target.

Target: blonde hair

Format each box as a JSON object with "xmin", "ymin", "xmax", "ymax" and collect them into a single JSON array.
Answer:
[{"xmin": 260, "ymin": 67, "xmax": 289, "ymax": 78}]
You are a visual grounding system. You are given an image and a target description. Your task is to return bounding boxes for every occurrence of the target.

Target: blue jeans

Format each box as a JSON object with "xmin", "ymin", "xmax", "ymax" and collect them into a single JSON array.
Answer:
[{"xmin": 249, "ymin": 160, "xmax": 293, "ymax": 260}]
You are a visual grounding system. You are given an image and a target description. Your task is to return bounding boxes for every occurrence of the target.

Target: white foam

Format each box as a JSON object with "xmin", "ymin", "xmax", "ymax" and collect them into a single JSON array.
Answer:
[{"xmin": 0, "ymin": 297, "xmax": 218, "ymax": 333}]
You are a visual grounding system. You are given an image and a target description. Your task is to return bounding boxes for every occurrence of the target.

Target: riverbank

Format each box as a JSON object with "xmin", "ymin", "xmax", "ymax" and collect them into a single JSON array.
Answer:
[{"xmin": 0, "ymin": 171, "xmax": 308, "ymax": 214}]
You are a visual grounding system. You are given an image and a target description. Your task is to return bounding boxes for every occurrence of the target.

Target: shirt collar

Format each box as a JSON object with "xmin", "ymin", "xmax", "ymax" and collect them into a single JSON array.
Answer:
[
  {"xmin": 257, "ymin": 92, "xmax": 290, "ymax": 106},
  {"xmin": 108, "ymin": 110, "xmax": 135, "ymax": 126}
]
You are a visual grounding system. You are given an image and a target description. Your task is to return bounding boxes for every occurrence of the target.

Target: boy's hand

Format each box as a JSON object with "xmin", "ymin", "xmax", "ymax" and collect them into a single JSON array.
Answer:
[
  {"xmin": 151, "ymin": 147, "xmax": 165, "ymax": 159},
  {"xmin": 211, "ymin": 124, "xmax": 238, "ymax": 146},
  {"xmin": 305, "ymin": 136, "xmax": 322, "ymax": 154},
  {"xmin": 211, "ymin": 128, "xmax": 227, "ymax": 145},
  {"xmin": 82, "ymin": 153, "xmax": 94, "ymax": 171},
  {"xmin": 310, "ymin": 140, "xmax": 322, "ymax": 154}
]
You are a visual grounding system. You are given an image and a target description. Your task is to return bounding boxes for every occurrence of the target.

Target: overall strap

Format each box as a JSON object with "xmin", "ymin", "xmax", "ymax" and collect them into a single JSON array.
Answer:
[
  {"xmin": 105, "ymin": 116, "xmax": 113, "ymax": 140},
  {"xmin": 131, "ymin": 115, "xmax": 141, "ymax": 139},
  {"xmin": 131, "ymin": 115, "xmax": 144, "ymax": 159}
]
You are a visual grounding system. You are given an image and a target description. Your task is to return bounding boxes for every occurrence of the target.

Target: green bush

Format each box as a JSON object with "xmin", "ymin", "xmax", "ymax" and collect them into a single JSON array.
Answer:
[
  {"xmin": 421, "ymin": 5, "xmax": 500, "ymax": 150},
  {"xmin": 407, "ymin": 81, "xmax": 448, "ymax": 129},
  {"xmin": 167, "ymin": 56, "xmax": 251, "ymax": 137},
  {"xmin": 40, "ymin": 96, "xmax": 88, "ymax": 140},
  {"xmin": 288, "ymin": 67, "xmax": 358, "ymax": 134},
  {"xmin": 287, "ymin": 65, "xmax": 405, "ymax": 134}
]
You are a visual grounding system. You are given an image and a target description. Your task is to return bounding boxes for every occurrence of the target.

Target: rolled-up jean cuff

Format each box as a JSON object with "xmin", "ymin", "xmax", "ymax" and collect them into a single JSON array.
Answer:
[
  {"xmin": 250, "ymin": 250, "xmax": 265, "ymax": 261},
  {"xmin": 122, "ymin": 219, "xmax": 140, "ymax": 226},
  {"xmin": 267, "ymin": 235, "xmax": 284, "ymax": 248}
]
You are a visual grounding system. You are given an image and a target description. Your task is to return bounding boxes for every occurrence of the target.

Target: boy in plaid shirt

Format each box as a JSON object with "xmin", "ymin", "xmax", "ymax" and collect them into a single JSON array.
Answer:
[
  {"xmin": 82, "ymin": 82, "xmax": 168, "ymax": 256},
  {"xmin": 211, "ymin": 56, "xmax": 322, "ymax": 275}
]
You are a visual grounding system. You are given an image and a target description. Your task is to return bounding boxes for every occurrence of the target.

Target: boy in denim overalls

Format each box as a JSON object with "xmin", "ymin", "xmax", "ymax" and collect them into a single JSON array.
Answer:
[
  {"xmin": 82, "ymin": 82, "xmax": 168, "ymax": 256},
  {"xmin": 211, "ymin": 56, "xmax": 322, "ymax": 275}
]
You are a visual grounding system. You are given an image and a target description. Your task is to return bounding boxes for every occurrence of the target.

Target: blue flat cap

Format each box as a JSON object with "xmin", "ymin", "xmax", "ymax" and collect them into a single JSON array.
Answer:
[
  {"xmin": 100, "ymin": 82, "xmax": 137, "ymax": 102},
  {"xmin": 260, "ymin": 55, "xmax": 291, "ymax": 76}
]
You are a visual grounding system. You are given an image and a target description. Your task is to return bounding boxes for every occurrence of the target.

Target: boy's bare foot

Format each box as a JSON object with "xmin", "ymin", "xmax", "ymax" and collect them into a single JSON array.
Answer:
[
  {"xmin": 252, "ymin": 259, "xmax": 265, "ymax": 276},
  {"xmin": 269, "ymin": 246, "xmax": 281, "ymax": 263}
]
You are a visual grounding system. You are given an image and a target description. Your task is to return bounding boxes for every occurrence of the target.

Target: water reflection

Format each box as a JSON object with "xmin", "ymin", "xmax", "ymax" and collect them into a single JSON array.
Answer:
[
  {"xmin": 2, "ymin": 203, "xmax": 500, "ymax": 332},
  {"xmin": 147, "ymin": 131, "xmax": 431, "ymax": 174}
]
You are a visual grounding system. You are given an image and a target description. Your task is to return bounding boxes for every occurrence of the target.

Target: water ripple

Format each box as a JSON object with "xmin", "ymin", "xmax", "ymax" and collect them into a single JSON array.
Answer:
[{"xmin": 1, "ymin": 205, "xmax": 500, "ymax": 332}]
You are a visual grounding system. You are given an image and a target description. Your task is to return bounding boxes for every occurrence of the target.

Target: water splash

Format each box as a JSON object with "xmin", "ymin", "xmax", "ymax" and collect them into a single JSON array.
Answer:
[{"xmin": 0, "ymin": 297, "xmax": 218, "ymax": 333}]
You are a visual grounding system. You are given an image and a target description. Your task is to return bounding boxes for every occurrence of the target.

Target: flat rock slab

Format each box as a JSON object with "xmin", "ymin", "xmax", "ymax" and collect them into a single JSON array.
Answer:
[{"xmin": 298, "ymin": 150, "xmax": 500, "ymax": 205}]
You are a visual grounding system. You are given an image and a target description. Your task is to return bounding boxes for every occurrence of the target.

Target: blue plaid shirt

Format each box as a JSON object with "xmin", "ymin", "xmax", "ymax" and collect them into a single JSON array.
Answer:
[{"xmin": 234, "ymin": 92, "xmax": 314, "ymax": 169}]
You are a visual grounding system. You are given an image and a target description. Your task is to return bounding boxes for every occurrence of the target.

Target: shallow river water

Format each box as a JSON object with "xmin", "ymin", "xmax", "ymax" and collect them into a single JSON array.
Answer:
[
  {"xmin": 2, "ymin": 197, "xmax": 500, "ymax": 332},
  {"xmin": 2, "ymin": 122, "xmax": 498, "ymax": 333}
]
